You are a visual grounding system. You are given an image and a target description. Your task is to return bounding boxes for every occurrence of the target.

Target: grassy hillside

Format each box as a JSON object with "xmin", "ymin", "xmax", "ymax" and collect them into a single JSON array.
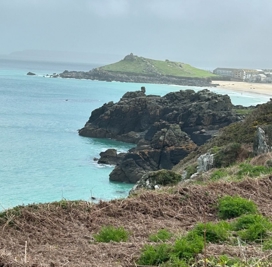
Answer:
[{"xmin": 100, "ymin": 53, "xmax": 216, "ymax": 78}]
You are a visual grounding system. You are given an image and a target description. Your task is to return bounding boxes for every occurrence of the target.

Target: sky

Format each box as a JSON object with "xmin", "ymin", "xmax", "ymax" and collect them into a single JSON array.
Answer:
[{"xmin": 1, "ymin": 0, "xmax": 272, "ymax": 69}]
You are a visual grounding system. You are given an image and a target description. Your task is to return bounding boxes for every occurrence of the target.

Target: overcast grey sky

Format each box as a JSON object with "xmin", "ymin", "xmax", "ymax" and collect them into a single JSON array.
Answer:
[{"xmin": 1, "ymin": 0, "xmax": 272, "ymax": 68}]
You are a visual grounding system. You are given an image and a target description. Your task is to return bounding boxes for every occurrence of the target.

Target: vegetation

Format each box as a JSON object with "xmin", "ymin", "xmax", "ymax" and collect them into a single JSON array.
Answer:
[
  {"xmin": 100, "ymin": 54, "xmax": 217, "ymax": 78},
  {"xmin": 93, "ymin": 225, "xmax": 129, "ymax": 243},
  {"xmin": 218, "ymin": 195, "xmax": 258, "ymax": 219},
  {"xmin": 148, "ymin": 169, "xmax": 182, "ymax": 186},
  {"xmin": 190, "ymin": 221, "xmax": 231, "ymax": 243},
  {"xmin": 213, "ymin": 142, "xmax": 242, "ymax": 168},
  {"xmin": 148, "ymin": 229, "xmax": 173, "ymax": 242},
  {"xmin": 233, "ymin": 214, "xmax": 272, "ymax": 242}
]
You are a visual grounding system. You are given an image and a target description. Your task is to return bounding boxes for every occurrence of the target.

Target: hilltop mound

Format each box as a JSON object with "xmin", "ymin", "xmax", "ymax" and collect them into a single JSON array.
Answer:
[
  {"xmin": 58, "ymin": 54, "xmax": 216, "ymax": 86},
  {"xmin": 0, "ymin": 177, "xmax": 272, "ymax": 266}
]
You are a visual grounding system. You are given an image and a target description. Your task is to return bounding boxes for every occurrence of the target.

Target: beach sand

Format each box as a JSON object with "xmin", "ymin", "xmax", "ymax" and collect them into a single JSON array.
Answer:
[{"xmin": 211, "ymin": 81, "xmax": 272, "ymax": 97}]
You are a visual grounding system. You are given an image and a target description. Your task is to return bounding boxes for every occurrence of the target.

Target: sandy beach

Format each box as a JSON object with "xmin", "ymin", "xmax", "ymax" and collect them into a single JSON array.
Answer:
[{"xmin": 212, "ymin": 81, "xmax": 272, "ymax": 97}]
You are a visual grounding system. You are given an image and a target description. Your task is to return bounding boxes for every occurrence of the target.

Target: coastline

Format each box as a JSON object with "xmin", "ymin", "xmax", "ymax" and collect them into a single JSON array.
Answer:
[{"xmin": 212, "ymin": 81, "xmax": 272, "ymax": 97}]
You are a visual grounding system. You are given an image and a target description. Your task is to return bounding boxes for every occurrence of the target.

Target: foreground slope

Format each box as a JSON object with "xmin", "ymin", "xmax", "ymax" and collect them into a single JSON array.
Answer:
[{"xmin": 0, "ymin": 177, "xmax": 272, "ymax": 266}]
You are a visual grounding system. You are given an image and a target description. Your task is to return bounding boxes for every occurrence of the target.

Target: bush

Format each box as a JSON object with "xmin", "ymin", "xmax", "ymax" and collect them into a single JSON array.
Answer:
[
  {"xmin": 218, "ymin": 195, "xmax": 258, "ymax": 219},
  {"xmin": 185, "ymin": 164, "xmax": 197, "ymax": 179},
  {"xmin": 148, "ymin": 229, "xmax": 173, "ymax": 242},
  {"xmin": 233, "ymin": 214, "xmax": 272, "ymax": 242},
  {"xmin": 148, "ymin": 169, "xmax": 182, "ymax": 186},
  {"xmin": 137, "ymin": 244, "xmax": 172, "ymax": 265},
  {"xmin": 190, "ymin": 221, "xmax": 231, "ymax": 243},
  {"xmin": 93, "ymin": 225, "xmax": 129, "ymax": 243},
  {"xmin": 173, "ymin": 233, "xmax": 204, "ymax": 260}
]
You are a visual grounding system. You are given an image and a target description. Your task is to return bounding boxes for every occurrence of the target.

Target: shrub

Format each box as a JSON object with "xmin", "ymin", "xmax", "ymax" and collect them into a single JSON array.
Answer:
[
  {"xmin": 185, "ymin": 164, "xmax": 197, "ymax": 179},
  {"xmin": 190, "ymin": 221, "xmax": 231, "ymax": 243},
  {"xmin": 93, "ymin": 225, "xmax": 129, "ymax": 243},
  {"xmin": 234, "ymin": 214, "xmax": 272, "ymax": 242},
  {"xmin": 137, "ymin": 244, "xmax": 172, "ymax": 265},
  {"xmin": 218, "ymin": 195, "xmax": 258, "ymax": 219},
  {"xmin": 149, "ymin": 229, "xmax": 173, "ymax": 242},
  {"xmin": 149, "ymin": 169, "xmax": 182, "ymax": 186},
  {"xmin": 173, "ymin": 233, "xmax": 204, "ymax": 260}
]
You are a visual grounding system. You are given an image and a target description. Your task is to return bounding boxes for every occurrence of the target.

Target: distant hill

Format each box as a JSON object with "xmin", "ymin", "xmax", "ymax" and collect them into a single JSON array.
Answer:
[
  {"xmin": 100, "ymin": 53, "xmax": 216, "ymax": 78},
  {"xmin": 58, "ymin": 53, "xmax": 217, "ymax": 86}
]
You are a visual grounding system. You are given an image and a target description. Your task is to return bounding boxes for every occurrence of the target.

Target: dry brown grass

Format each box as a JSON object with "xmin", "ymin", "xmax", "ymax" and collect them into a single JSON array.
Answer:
[{"xmin": 0, "ymin": 177, "xmax": 272, "ymax": 266}]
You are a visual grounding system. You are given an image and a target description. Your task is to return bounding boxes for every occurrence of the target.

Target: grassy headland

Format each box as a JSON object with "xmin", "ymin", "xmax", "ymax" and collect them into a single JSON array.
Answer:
[{"xmin": 100, "ymin": 53, "xmax": 216, "ymax": 78}]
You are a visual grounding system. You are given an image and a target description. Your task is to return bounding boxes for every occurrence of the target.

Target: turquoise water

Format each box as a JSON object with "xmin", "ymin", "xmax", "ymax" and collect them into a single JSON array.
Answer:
[{"xmin": 0, "ymin": 59, "xmax": 270, "ymax": 210}]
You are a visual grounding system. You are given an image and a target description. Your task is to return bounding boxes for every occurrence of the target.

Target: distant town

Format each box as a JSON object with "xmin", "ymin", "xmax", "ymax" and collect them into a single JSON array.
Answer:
[{"xmin": 213, "ymin": 68, "xmax": 272, "ymax": 83}]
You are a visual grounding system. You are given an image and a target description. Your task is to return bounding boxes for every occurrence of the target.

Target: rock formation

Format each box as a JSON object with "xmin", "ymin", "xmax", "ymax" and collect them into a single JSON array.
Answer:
[
  {"xmin": 27, "ymin": 72, "xmax": 36, "ymax": 75},
  {"xmin": 254, "ymin": 126, "xmax": 272, "ymax": 155},
  {"xmin": 80, "ymin": 89, "xmax": 241, "ymax": 183}
]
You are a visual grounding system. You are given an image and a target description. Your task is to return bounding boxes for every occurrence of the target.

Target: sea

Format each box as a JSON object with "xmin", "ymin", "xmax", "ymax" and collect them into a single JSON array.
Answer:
[{"xmin": 0, "ymin": 59, "xmax": 270, "ymax": 211}]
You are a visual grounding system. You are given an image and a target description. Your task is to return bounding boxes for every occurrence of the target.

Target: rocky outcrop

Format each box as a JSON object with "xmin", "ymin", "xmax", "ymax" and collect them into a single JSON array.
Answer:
[
  {"xmin": 27, "ymin": 72, "xmax": 36, "ymax": 75},
  {"xmin": 97, "ymin": 149, "xmax": 125, "ymax": 165},
  {"xmin": 197, "ymin": 152, "xmax": 214, "ymax": 173},
  {"xmin": 253, "ymin": 126, "xmax": 272, "ymax": 155},
  {"xmin": 58, "ymin": 68, "xmax": 213, "ymax": 86},
  {"xmin": 79, "ymin": 89, "xmax": 241, "ymax": 183}
]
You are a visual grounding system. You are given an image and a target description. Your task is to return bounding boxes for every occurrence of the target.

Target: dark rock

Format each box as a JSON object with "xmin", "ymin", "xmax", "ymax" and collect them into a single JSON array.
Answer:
[
  {"xmin": 27, "ymin": 72, "xmax": 36, "ymax": 75},
  {"xmin": 79, "ymin": 89, "xmax": 241, "ymax": 183},
  {"xmin": 58, "ymin": 68, "xmax": 214, "ymax": 87},
  {"xmin": 97, "ymin": 149, "xmax": 125, "ymax": 165}
]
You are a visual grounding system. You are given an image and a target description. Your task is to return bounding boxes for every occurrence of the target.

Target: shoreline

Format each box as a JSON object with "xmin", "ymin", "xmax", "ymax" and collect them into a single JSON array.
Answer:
[{"xmin": 211, "ymin": 81, "xmax": 272, "ymax": 97}]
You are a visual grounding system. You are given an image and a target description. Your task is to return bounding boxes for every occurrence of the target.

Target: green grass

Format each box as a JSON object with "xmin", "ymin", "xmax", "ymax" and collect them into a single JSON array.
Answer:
[
  {"xmin": 101, "ymin": 55, "xmax": 216, "ymax": 78},
  {"xmin": 93, "ymin": 225, "xmax": 129, "ymax": 243},
  {"xmin": 236, "ymin": 163, "xmax": 272, "ymax": 179}
]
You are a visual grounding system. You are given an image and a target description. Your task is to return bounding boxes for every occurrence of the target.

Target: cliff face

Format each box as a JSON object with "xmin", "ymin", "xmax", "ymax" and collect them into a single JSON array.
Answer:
[{"xmin": 79, "ymin": 89, "xmax": 240, "ymax": 183}]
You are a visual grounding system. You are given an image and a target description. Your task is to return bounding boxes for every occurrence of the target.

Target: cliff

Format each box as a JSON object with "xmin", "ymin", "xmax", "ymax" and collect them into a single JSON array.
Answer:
[{"xmin": 79, "ymin": 88, "xmax": 241, "ymax": 183}]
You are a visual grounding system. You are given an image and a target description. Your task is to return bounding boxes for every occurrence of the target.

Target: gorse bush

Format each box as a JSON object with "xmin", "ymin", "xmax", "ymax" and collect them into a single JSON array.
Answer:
[
  {"xmin": 190, "ymin": 221, "xmax": 231, "ymax": 243},
  {"xmin": 233, "ymin": 214, "xmax": 272, "ymax": 242},
  {"xmin": 173, "ymin": 233, "xmax": 204, "ymax": 260},
  {"xmin": 218, "ymin": 195, "xmax": 258, "ymax": 219},
  {"xmin": 148, "ymin": 229, "xmax": 173, "ymax": 242},
  {"xmin": 137, "ymin": 232, "xmax": 204, "ymax": 265},
  {"xmin": 93, "ymin": 225, "xmax": 129, "ymax": 243},
  {"xmin": 137, "ymin": 244, "xmax": 172, "ymax": 265}
]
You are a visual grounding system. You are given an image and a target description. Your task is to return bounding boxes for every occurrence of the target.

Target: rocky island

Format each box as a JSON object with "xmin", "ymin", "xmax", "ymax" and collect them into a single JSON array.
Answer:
[
  {"xmin": 56, "ymin": 53, "xmax": 217, "ymax": 86},
  {"xmin": 79, "ymin": 88, "xmax": 242, "ymax": 183}
]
